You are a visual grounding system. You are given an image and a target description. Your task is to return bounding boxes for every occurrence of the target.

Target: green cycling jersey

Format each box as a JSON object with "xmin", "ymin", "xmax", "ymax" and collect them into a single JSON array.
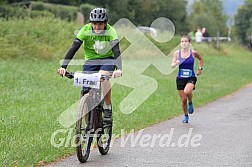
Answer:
[{"xmin": 76, "ymin": 23, "xmax": 118, "ymax": 60}]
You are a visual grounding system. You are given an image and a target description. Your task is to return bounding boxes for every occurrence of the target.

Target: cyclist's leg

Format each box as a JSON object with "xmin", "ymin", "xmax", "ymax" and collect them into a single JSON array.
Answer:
[
  {"xmin": 99, "ymin": 70, "xmax": 112, "ymax": 104},
  {"xmin": 97, "ymin": 62, "xmax": 114, "ymax": 153},
  {"xmin": 99, "ymin": 57, "xmax": 114, "ymax": 105},
  {"xmin": 99, "ymin": 58, "xmax": 114, "ymax": 122}
]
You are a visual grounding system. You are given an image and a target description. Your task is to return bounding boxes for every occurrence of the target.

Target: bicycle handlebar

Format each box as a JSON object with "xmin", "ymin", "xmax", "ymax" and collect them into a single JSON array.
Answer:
[{"xmin": 65, "ymin": 71, "xmax": 74, "ymax": 79}]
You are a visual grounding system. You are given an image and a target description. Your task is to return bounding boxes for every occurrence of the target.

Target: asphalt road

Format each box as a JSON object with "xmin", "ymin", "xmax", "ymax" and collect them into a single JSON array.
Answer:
[{"xmin": 47, "ymin": 83, "xmax": 252, "ymax": 167}]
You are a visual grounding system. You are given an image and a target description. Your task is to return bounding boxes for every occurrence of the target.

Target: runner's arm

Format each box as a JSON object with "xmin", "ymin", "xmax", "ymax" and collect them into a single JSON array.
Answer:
[
  {"xmin": 193, "ymin": 51, "xmax": 204, "ymax": 68},
  {"xmin": 193, "ymin": 50, "xmax": 204, "ymax": 75},
  {"xmin": 171, "ymin": 51, "xmax": 180, "ymax": 68}
]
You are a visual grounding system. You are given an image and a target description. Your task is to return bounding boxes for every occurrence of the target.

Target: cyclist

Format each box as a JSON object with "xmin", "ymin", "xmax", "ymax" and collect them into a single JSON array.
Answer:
[
  {"xmin": 171, "ymin": 35, "xmax": 204, "ymax": 123},
  {"xmin": 58, "ymin": 8, "xmax": 122, "ymax": 123}
]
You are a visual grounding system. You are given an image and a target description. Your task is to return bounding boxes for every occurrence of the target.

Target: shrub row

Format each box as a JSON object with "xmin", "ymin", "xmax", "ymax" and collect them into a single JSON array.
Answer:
[{"xmin": 0, "ymin": 2, "xmax": 98, "ymax": 22}]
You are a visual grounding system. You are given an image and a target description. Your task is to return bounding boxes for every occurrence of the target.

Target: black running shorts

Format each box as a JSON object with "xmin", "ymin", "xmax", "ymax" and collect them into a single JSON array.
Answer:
[{"xmin": 176, "ymin": 77, "xmax": 197, "ymax": 90}]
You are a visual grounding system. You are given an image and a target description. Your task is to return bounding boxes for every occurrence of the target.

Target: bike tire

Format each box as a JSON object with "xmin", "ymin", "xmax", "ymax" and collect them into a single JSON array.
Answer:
[
  {"xmin": 76, "ymin": 95, "xmax": 93, "ymax": 163},
  {"xmin": 97, "ymin": 106, "xmax": 113, "ymax": 155}
]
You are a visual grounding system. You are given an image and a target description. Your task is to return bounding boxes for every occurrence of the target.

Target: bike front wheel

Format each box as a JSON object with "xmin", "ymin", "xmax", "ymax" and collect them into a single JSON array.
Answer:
[
  {"xmin": 76, "ymin": 95, "xmax": 93, "ymax": 163},
  {"xmin": 97, "ymin": 118, "xmax": 113, "ymax": 155}
]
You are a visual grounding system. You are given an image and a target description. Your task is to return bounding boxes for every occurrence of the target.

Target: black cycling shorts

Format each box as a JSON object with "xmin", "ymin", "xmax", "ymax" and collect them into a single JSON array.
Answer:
[
  {"xmin": 176, "ymin": 77, "xmax": 197, "ymax": 90},
  {"xmin": 83, "ymin": 57, "xmax": 115, "ymax": 73},
  {"xmin": 82, "ymin": 57, "xmax": 115, "ymax": 91}
]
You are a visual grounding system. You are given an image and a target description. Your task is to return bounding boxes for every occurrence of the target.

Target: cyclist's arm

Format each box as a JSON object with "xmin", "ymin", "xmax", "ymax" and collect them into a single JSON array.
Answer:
[
  {"xmin": 111, "ymin": 39, "xmax": 122, "ymax": 70},
  {"xmin": 61, "ymin": 38, "xmax": 83, "ymax": 69}
]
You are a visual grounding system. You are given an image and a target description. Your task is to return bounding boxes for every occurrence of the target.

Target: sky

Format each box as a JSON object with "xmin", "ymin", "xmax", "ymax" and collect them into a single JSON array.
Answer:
[{"xmin": 186, "ymin": 0, "xmax": 245, "ymax": 16}]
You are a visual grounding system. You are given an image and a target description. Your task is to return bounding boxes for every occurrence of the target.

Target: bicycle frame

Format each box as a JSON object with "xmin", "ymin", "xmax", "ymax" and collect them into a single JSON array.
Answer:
[
  {"xmin": 85, "ymin": 86, "xmax": 104, "ymax": 131},
  {"xmin": 65, "ymin": 71, "xmax": 112, "ymax": 163}
]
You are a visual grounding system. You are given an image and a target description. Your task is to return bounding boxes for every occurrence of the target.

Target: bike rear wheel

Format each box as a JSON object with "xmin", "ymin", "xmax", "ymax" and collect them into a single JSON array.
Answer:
[
  {"xmin": 76, "ymin": 95, "xmax": 93, "ymax": 163},
  {"xmin": 97, "ymin": 107, "xmax": 113, "ymax": 155}
]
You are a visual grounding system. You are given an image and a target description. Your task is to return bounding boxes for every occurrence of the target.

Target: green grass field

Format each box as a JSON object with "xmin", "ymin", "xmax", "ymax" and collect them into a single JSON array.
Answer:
[{"xmin": 1, "ymin": 17, "xmax": 252, "ymax": 166}]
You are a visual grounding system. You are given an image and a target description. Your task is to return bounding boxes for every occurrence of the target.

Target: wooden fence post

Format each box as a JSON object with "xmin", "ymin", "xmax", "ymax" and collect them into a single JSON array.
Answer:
[{"xmin": 216, "ymin": 31, "xmax": 220, "ymax": 50}]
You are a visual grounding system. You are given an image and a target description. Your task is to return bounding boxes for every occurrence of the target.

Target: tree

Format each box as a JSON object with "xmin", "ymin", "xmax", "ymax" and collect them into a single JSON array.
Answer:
[
  {"xmin": 234, "ymin": 0, "xmax": 252, "ymax": 45},
  {"xmin": 4, "ymin": 0, "xmax": 188, "ymax": 34},
  {"xmin": 83, "ymin": 0, "xmax": 188, "ymax": 34},
  {"xmin": 188, "ymin": 0, "xmax": 228, "ymax": 36},
  {"xmin": 6, "ymin": 0, "xmax": 83, "ymax": 6}
]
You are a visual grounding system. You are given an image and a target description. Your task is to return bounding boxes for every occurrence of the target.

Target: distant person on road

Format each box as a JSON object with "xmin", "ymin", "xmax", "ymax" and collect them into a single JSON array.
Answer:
[
  {"xmin": 171, "ymin": 36, "xmax": 204, "ymax": 123},
  {"xmin": 195, "ymin": 28, "xmax": 203, "ymax": 43}
]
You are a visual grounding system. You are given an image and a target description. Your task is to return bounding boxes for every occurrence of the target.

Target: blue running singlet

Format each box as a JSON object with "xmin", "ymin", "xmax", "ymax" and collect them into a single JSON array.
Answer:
[{"xmin": 177, "ymin": 50, "xmax": 195, "ymax": 78}]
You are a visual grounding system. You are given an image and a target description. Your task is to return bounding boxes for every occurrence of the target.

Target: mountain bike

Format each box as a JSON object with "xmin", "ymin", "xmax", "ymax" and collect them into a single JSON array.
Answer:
[{"xmin": 65, "ymin": 71, "xmax": 113, "ymax": 163}]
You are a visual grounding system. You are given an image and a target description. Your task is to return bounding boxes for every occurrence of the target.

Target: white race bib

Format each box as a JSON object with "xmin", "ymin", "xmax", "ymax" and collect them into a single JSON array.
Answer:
[
  {"xmin": 180, "ymin": 69, "xmax": 192, "ymax": 78},
  {"xmin": 73, "ymin": 73, "xmax": 101, "ymax": 89}
]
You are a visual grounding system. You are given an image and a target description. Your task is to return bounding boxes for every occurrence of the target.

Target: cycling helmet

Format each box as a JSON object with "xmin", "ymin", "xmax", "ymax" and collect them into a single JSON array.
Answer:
[{"xmin": 89, "ymin": 8, "xmax": 108, "ymax": 22}]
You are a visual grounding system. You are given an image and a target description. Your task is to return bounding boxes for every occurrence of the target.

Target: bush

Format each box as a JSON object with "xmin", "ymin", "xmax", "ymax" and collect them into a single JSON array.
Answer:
[
  {"xmin": 0, "ymin": 2, "xmax": 78, "ymax": 22},
  {"xmin": 0, "ymin": 17, "xmax": 80, "ymax": 60},
  {"xmin": 31, "ymin": 1, "xmax": 45, "ymax": 11},
  {"xmin": 79, "ymin": 3, "xmax": 96, "ymax": 22},
  {"xmin": 30, "ymin": 10, "xmax": 54, "ymax": 18},
  {"xmin": 31, "ymin": 2, "xmax": 77, "ymax": 21},
  {"xmin": 0, "ymin": 5, "xmax": 29, "ymax": 19}
]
